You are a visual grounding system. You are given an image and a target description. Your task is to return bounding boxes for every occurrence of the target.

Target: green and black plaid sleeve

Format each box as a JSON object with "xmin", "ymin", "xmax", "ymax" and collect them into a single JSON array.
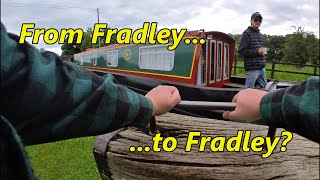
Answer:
[
  {"xmin": 1, "ymin": 22, "xmax": 153, "ymax": 146},
  {"xmin": 260, "ymin": 76, "xmax": 319, "ymax": 143}
]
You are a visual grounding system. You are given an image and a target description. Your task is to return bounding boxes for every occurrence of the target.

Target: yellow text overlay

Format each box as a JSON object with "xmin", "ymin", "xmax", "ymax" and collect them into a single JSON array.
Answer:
[
  {"xmin": 18, "ymin": 22, "xmax": 204, "ymax": 50},
  {"xmin": 129, "ymin": 131, "xmax": 293, "ymax": 158}
]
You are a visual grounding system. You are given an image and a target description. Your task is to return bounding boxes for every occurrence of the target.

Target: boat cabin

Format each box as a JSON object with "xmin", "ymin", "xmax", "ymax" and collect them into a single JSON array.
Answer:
[{"xmin": 74, "ymin": 30, "xmax": 235, "ymax": 88}]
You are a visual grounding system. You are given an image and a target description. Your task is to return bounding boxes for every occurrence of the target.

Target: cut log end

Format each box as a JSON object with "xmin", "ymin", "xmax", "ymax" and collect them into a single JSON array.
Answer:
[{"xmin": 96, "ymin": 113, "xmax": 319, "ymax": 180}]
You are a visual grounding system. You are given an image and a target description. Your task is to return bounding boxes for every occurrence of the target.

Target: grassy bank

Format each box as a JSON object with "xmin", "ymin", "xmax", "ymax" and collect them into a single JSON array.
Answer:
[
  {"xmin": 233, "ymin": 61, "xmax": 319, "ymax": 82},
  {"xmin": 26, "ymin": 137, "xmax": 100, "ymax": 180}
]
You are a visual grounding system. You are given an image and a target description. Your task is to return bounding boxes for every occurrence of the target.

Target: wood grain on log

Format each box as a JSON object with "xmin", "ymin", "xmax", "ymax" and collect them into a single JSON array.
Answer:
[{"xmin": 102, "ymin": 113, "xmax": 319, "ymax": 180}]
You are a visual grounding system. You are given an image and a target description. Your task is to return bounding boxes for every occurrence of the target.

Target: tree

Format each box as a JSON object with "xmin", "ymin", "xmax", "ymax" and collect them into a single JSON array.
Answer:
[
  {"xmin": 305, "ymin": 32, "xmax": 319, "ymax": 66},
  {"xmin": 263, "ymin": 34, "xmax": 286, "ymax": 62},
  {"xmin": 62, "ymin": 27, "xmax": 118, "ymax": 55},
  {"xmin": 282, "ymin": 26, "xmax": 319, "ymax": 66},
  {"xmin": 80, "ymin": 28, "xmax": 94, "ymax": 51},
  {"xmin": 229, "ymin": 33, "xmax": 242, "ymax": 61},
  {"xmin": 61, "ymin": 33, "xmax": 81, "ymax": 56}
]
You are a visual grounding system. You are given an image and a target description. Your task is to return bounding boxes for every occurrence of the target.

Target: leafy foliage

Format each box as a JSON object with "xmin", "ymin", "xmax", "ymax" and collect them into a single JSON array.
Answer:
[
  {"xmin": 229, "ymin": 33, "xmax": 242, "ymax": 62},
  {"xmin": 282, "ymin": 26, "xmax": 319, "ymax": 66},
  {"xmin": 263, "ymin": 34, "xmax": 286, "ymax": 62},
  {"xmin": 61, "ymin": 27, "xmax": 117, "ymax": 55},
  {"xmin": 61, "ymin": 33, "xmax": 81, "ymax": 56}
]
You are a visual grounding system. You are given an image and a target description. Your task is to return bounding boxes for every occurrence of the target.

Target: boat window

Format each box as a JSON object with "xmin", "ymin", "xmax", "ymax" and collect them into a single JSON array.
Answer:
[
  {"xmin": 74, "ymin": 54, "xmax": 83, "ymax": 65},
  {"xmin": 224, "ymin": 44, "xmax": 229, "ymax": 80},
  {"xmin": 79, "ymin": 56, "xmax": 83, "ymax": 65},
  {"xmin": 92, "ymin": 53, "xmax": 97, "ymax": 66},
  {"xmin": 139, "ymin": 45, "xmax": 174, "ymax": 71},
  {"xmin": 106, "ymin": 50, "xmax": 118, "ymax": 67},
  {"xmin": 100, "ymin": 51, "xmax": 108, "ymax": 65},
  {"xmin": 83, "ymin": 53, "xmax": 92, "ymax": 64},
  {"xmin": 200, "ymin": 44, "xmax": 206, "ymax": 84},
  {"xmin": 210, "ymin": 40, "xmax": 216, "ymax": 83},
  {"xmin": 217, "ymin": 42, "xmax": 222, "ymax": 82}
]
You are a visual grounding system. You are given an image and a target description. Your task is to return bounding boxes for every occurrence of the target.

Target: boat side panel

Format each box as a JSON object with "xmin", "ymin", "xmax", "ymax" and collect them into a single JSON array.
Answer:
[{"xmin": 75, "ymin": 40, "xmax": 199, "ymax": 85}]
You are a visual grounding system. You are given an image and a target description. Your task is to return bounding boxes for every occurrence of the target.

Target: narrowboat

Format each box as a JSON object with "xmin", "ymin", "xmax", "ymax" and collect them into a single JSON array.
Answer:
[
  {"xmin": 76, "ymin": 30, "xmax": 303, "ymax": 180},
  {"xmin": 73, "ymin": 30, "xmax": 294, "ymax": 119}
]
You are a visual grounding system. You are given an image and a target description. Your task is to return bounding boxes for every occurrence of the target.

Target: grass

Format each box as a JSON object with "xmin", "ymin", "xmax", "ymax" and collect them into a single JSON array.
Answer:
[
  {"xmin": 26, "ymin": 137, "xmax": 100, "ymax": 180},
  {"xmin": 25, "ymin": 62, "xmax": 319, "ymax": 179},
  {"xmin": 233, "ymin": 61, "xmax": 319, "ymax": 82}
]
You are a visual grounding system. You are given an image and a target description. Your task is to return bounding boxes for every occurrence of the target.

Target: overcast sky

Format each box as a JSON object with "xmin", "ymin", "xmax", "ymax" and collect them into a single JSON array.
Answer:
[{"xmin": 1, "ymin": 0, "xmax": 319, "ymax": 55}]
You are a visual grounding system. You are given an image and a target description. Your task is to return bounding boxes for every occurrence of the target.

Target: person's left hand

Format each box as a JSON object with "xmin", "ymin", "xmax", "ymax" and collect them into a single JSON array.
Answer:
[{"xmin": 145, "ymin": 85, "xmax": 181, "ymax": 116}]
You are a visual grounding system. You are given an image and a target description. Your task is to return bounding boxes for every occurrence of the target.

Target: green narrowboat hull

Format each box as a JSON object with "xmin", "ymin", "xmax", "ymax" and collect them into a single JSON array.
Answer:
[{"xmin": 74, "ymin": 40, "xmax": 198, "ymax": 80}]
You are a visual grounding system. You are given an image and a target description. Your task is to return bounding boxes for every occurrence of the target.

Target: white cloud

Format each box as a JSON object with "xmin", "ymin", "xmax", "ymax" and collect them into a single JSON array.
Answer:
[
  {"xmin": 46, "ymin": 47, "xmax": 62, "ymax": 56},
  {"xmin": 1, "ymin": 0, "xmax": 319, "ymax": 54}
]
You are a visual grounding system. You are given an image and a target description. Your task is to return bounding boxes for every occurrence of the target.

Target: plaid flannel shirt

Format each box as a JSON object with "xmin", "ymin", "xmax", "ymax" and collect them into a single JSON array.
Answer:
[
  {"xmin": 0, "ymin": 22, "xmax": 153, "ymax": 179},
  {"xmin": 261, "ymin": 76, "xmax": 319, "ymax": 143}
]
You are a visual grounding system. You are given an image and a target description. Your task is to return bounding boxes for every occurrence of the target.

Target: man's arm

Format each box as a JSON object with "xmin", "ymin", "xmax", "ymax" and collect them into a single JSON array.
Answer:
[
  {"xmin": 238, "ymin": 32, "xmax": 261, "ymax": 58},
  {"xmin": 1, "ymin": 23, "xmax": 153, "ymax": 145},
  {"xmin": 260, "ymin": 76, "xmax": 319, "ymax": 143}
]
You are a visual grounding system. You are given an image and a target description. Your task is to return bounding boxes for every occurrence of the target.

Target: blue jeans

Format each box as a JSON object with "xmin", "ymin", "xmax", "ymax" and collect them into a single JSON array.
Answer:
[{"xmin": 245, "ymin": 68, "xmax": 267, "ymax": 88}]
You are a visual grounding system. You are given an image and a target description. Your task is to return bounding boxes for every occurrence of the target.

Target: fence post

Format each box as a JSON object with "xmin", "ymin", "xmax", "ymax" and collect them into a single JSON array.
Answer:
[
  {"xmin": 314, "ymin": 66, "xmax": 317, "ymax": 76},
  {"xmin": 233, "ymin": 57, "xmax": 237, "ymax": 76},
  {"xmin": 271, "ymin": 60, "xmax": 276, "ymax": 79}
]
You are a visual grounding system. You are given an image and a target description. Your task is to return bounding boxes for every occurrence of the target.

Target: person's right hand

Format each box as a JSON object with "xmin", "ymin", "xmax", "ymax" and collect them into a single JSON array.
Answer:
[
  {"xmin": 258, "ymin": 47, "xmax": 265, "ymax": 55},
  {"xmin": 145, "ymin": 85, "xmax": 181, "ymax": 116},
  {"xmin": 222, "ymin": 89, "xmax": 267, "ymax": 122}
]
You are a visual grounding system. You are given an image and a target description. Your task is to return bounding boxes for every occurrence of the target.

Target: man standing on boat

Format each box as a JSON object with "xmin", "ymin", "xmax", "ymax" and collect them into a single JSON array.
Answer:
[{"xmin": 238, "ymin": 12, "xmax": 267, "ymax": 88}]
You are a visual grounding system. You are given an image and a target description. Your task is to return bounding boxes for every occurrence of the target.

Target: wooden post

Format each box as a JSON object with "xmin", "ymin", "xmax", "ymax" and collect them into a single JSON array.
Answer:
[
  {"xmin": 233, "ymin": 57, "xmax": 237, "ymax": 76},
  {"xmin": 271, "ymin": 60, "xmax": 276, "ymax": 79},
  {"xmin": 95, "ymin": 113, "xmax": 319, "ymax": 179},
  {"xmin": 314, "ymin": 66, "xmax": 317, "ymax": 76}
]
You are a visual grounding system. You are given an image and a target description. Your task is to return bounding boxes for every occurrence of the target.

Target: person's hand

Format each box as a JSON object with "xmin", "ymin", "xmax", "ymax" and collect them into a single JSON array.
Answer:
[
  {"xmin": 145, "ymin": 85, "xmax": 181, "ymax": 116},
  {"xmin": 258, "ymin": 47, "xmax": 264, "ymax": 55},
  {"xmin": 222, "ymin": 89, "xmax": 267, "ymax": 122}
]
